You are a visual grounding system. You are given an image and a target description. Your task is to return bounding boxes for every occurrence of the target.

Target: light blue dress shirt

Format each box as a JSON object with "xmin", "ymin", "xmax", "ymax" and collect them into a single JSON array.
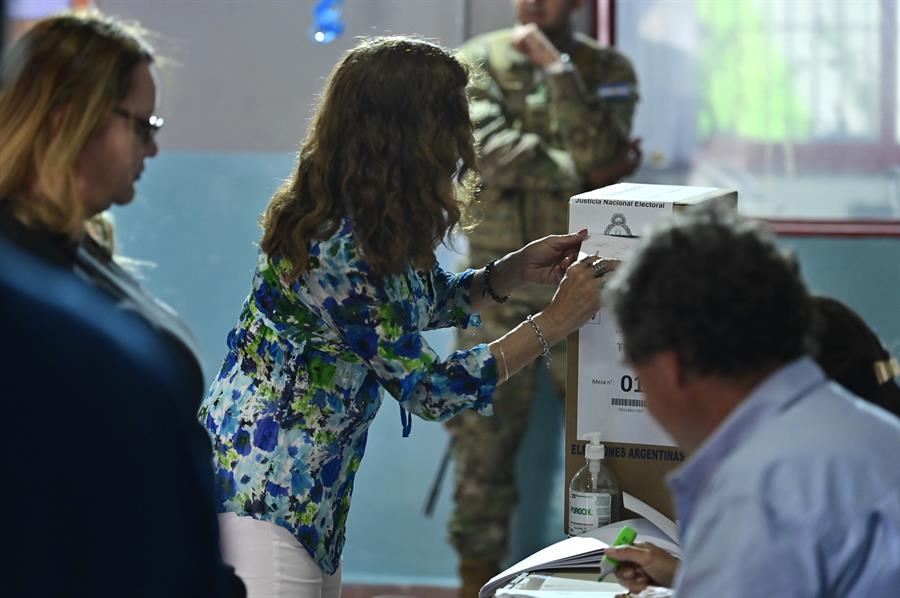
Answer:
[{"xmin": 669, "ymin": 357, "xmax": 900, "ymax": 597}]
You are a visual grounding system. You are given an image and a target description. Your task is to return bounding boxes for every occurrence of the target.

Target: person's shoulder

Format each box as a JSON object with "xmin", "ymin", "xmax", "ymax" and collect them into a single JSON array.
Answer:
[
  {"xmin": 462, "ymin": 28, "xmax": 514, "ymax": 51},
  {"xmin": 714, "ymin": 385, "xmax": 900, "ymax": 522},
  {"xmin": 276, "ymin": 217, "xmax": 384, "ymax": 291},
  {"xmin": 785, "ymin": 381, "xmax": 900, "ymax": 450},
  {"xmin": 754, "ymin": 382, "xmax": 900, "ymax": 465},
  {"xmin": 266, "ymin": 218, "xmax": 351, "ymax": 272},
  {"xmin": 571, "ymin": 32, "xmax": 627, "ymax": 60},
  {"xmin": 571, "ymin": 33, "xmax": 636, "ymax": 77},
  {"xmin": 1, "ymin": 240, "xmax": 229, "ymax": 597},
  {"xmin": 1, "ymin": 239, "xmax": 184, "ymax": 388},
  {"xmin": 309, "ymin": 217, "xmax": 357, "ymax": 267},
  {"xmin": 461, "ymin": 28, "xmax": 515, "ymax": 65},
  {"xmin": 0, "ymin": 205, "xmax": 76, "ymax": 267}
]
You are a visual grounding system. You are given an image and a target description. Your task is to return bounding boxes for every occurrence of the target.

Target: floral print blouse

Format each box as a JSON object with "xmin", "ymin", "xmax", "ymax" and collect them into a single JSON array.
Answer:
[{"xmin": 199, "ymin": 219, "xmax": 498, "ymax": 574}]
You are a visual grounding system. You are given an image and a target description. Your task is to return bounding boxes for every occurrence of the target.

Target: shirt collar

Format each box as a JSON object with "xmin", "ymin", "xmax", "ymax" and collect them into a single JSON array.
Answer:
[
  {"xmin": 0, "ymin": 201, "xmax": 78, "ymax": 267},
  {"xmin": 667, "ymin": 356, "xmax": 827, "ymax": 530}
]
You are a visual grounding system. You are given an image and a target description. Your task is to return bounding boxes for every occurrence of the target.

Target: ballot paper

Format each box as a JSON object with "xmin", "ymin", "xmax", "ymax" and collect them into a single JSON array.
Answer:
[
  {"xmin": 577, "ymin": 232, "xmax": 638, "ymax": 262},
  {"xmin": 623, "ymin": 492, "xmax": 679, "ymax": 546},
  {"xmin": 495, "ymin": 574, "xmax": 625, "ymax": 596}
]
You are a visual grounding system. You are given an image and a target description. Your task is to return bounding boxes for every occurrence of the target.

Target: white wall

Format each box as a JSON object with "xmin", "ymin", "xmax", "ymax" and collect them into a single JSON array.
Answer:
[
  {"xmin": 102, "ymin": 0, "xmax": 469, "ymax": 152},
  {"xmin": 101, "ymin": 0, "xmax": 593, "ymax": 152}
]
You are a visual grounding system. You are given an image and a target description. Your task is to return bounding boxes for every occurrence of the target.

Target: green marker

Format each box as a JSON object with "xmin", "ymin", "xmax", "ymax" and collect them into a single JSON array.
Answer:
[{"xmin": 598, "ymin": 525, "xmax": 637, "ymax": 581}]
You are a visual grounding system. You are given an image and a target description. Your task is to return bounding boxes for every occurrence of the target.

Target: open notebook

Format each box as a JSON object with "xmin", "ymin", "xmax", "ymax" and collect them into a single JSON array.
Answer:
[{"xmin": 479, "ymin": 493, "xmax": 680, "ymax": 598}]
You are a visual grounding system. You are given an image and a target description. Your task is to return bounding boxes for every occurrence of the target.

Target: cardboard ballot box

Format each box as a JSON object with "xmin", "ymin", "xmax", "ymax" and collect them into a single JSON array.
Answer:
[{"xmin": 564, "ymin": 183, "xmax": 737, "ymax": 530}]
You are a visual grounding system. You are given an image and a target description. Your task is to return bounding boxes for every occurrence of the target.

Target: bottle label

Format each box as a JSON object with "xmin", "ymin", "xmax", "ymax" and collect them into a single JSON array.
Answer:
[{"xmin": 568, "ymin": 491, "xmax": 612, "ymax": 536}]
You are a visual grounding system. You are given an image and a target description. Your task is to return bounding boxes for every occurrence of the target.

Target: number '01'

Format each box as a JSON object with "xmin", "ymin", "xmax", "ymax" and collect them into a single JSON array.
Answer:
[{"xmin": 620, "ymin": 375, "xmax": 643, "ymax": 393}]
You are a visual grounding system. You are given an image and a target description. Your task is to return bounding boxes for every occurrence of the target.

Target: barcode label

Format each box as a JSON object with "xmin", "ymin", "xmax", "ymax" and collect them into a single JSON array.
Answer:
[{"xmin": 611, "ymin": 397, "xmax": 645, "ymax": 407}]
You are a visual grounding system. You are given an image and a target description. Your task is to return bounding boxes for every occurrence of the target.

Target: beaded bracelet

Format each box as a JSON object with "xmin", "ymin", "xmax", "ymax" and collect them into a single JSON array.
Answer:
[
  {"xmin": 483, "ymin": 259, "xmax": 510, "ymax": 304},
  {"xmin": 526, "ymin": 314, "xmax": 551, "ymax": 370}
]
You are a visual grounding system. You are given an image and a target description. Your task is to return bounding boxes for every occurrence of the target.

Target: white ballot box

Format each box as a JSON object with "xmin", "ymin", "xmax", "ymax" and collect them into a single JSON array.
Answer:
[{"xmin": 564, "ymin": 183, "xmax": 737, "ymax": 530}]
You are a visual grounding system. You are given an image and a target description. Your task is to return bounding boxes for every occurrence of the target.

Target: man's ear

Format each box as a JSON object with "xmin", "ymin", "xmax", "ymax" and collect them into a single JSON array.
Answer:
[{"xmin": 656, "ymin": 349, "xmax": 689, "ymax": 391}]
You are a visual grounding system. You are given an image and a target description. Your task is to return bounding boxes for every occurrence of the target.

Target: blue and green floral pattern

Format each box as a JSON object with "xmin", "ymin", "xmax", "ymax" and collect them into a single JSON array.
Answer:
[{"xmin": 199, "ymin": 219, "xmax": 497, "ymax": 574}]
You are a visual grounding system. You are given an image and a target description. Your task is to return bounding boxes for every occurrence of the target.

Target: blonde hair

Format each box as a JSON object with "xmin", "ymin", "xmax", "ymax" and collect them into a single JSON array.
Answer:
[
  {"xmin": 85, "ymin": 212, "xmax": 117, "ymax": 254},
  {"xmin": 0, "ymin": 11, "xmax": 154, "ymax": 239}
]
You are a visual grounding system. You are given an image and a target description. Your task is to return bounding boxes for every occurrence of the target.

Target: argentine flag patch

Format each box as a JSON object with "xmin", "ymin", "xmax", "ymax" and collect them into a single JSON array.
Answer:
[{"xmin": 596, "ymin": 82, "xmax": 634, "ymax": 100}]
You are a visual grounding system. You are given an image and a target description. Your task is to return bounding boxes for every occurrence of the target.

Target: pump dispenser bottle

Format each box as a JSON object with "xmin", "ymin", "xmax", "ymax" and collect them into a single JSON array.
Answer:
[{"xmin": 568, "ymin": 432, "xmax": 621, "ymax": 536}]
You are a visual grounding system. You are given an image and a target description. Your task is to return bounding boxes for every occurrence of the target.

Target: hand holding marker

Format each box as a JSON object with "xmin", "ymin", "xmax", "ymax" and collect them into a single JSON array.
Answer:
[{"xmin": 598, "ymin": 525, "xmax": 637, "ymax": 581}]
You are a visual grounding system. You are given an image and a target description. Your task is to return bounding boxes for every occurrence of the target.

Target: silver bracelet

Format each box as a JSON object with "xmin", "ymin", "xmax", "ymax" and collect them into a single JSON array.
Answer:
[
  {"xmin": 498, "ymin": 344, "xmax": 510, "ymax": 383},
  {"xmin": 526, "ymin": 314, "xmax": 551, "ymax": 370}
]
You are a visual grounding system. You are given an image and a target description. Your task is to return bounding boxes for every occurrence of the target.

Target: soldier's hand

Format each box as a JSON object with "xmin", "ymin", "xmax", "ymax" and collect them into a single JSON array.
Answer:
[{"xmin": 511, "ymin": 23, "xmax": 560, "ymax": 68}]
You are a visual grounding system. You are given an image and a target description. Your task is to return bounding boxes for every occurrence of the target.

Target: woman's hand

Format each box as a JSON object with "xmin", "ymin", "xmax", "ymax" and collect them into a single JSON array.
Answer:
[
  {"xmin": 473, "ymin": 230, "xmax": 591, "ymax": 312},
  {"xmin": 604, "ymin": 542, "xmax": 679, "ymax": 594},
  {"xmin": 511, "ymin": 229, "xmax": 588, "ymax": 286},
  {"xmin": 534, "ymin": 254, "xmax": 619, "ymax": 342}
]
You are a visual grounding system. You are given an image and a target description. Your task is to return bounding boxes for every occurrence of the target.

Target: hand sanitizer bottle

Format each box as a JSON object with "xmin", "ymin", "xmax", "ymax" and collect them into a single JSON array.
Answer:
[{"xmin": 568, "ymin": 432, "xmax": 620, "ymax": 536}]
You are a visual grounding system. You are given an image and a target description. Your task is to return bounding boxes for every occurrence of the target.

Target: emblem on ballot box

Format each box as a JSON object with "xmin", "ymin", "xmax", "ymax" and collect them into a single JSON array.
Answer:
[{"xmin": 603, "ymin": 213, "xmax": 634, "ymax": 237}]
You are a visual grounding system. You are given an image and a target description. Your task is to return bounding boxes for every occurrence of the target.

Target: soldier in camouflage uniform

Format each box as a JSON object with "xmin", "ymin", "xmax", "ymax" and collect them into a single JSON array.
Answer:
[{"xmin": 447, "ymin": 1, "xmax": 639, "ymax": 594}]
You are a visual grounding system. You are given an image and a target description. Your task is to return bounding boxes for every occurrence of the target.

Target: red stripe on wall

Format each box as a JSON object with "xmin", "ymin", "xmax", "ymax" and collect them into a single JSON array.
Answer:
[{"xmin": 766, "ymin": 219, "xmax": 900, "ymax": 237}]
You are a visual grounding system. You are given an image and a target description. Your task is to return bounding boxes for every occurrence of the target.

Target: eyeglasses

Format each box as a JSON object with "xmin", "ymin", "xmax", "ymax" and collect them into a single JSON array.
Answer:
[{"xmin": 112, "ymin": 107, "xmax": 164, "ymax": 144}]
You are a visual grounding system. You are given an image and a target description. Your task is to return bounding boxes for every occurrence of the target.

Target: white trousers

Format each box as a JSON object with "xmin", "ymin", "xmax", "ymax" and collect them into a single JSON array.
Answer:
[{"xmin": 218, "ymin": 512, "xmax": 342, "ymax": 598}]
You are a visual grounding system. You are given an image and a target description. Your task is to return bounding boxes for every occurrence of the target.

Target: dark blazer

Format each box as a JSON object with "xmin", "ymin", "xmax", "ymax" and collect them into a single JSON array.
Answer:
[{"xmin": 0, "ymin": 212, "xmax": 244, "ymax": 597}]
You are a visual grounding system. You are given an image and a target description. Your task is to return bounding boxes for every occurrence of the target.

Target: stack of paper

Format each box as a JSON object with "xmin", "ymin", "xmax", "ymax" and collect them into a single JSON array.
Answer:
[{"xmin": 479, "ymin": 493, "xmax": 680, "ymax": 598}]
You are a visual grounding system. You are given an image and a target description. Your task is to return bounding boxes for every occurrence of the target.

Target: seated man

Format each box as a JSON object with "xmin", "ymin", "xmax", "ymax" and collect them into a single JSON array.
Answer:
[{"xmin": 602, "ymin": 206, "xmax": 900, "ymax": 597}]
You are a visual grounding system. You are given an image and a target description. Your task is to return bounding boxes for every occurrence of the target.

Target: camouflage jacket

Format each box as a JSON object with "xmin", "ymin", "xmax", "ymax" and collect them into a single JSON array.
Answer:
[{"xmin": 461, "ymin": 29, "xmax": 638, "ymax": 287}]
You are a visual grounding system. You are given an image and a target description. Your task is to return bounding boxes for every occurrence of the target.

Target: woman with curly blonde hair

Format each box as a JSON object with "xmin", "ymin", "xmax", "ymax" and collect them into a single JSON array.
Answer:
[{"xmin": 199, "ymin": 36, "xmax": 611, "ymax": 597}]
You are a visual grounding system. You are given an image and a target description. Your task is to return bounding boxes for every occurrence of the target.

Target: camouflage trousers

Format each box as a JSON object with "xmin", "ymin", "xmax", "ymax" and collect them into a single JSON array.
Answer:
[{"xmin": 446, "ymin": 297, "xmax": 567, "ymax": 561}]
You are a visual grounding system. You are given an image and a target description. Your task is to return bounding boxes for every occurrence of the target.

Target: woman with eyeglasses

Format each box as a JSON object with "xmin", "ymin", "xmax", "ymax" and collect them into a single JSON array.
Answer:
[
  {"xmin": 0, "ymin": 11, "xmax": 244, "ymax": 597},
  {"xmin": 0, "ymin": 12, "xmax": 163, "ymax": 277},
  {"xmin": 198, "ymin": 36, "xmax": 611, "ymax": 598}
]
